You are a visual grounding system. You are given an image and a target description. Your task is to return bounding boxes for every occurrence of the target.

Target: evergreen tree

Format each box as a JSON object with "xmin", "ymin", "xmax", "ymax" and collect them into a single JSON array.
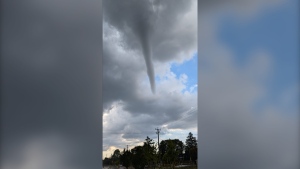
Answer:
[
  {"xmin": 190, "ymin": 147, "xmax": 197, "ymax": 165},
  {"xmin": 185, "ymin": 132, "xmax": 197, "ymax": 161},
  {"xmin": 159, "ymin": 139, "xmax": 184, "ymax": 166},
  {"xmin": 143, "ymin": 136, "xmax": 157, "ymax": 167},
  {"xmin": 131, "ymin": 146, "xmax": 147, "ymax": 169},
  {"xmin": 111, "ymin": 149, "xmax": 121, "ymax": 167},
  {"xmin": 159, "ymin": 140, "xmax": 168, "ymax": 160},
  {"xmin": 163, "ymin": 140, "xmax": 178, "ymax": 168},
  {"xmin": 120, "ymin": 148, "xmax": 132, "ymax": 169},
  {"xmin": 103, "ymin": 157, "xmax": 112, "ymax": 166}
]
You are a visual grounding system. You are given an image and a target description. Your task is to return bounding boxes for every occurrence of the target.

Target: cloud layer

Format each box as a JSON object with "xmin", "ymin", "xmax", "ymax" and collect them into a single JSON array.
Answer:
[
  {"xmin": 103, "ymin": 0, "xmax": 198, "ymax": 155},
  {"xmin": 1, "ymin": 0, "xmax": 102, "ymax": 168}
]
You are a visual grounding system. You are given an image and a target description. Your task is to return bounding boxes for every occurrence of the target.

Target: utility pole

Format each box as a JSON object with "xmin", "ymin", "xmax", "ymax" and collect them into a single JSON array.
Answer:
[
  {"xmin": 155, "ymin": 128, "xmax": 161, "ymax": 163},
  {"xmin": 155, "ymin": 128, "xmax": 161, "ymax": 147},
  {"xmin": 127, "ymin": 145, "xmax": 128, "ymax": 151}
]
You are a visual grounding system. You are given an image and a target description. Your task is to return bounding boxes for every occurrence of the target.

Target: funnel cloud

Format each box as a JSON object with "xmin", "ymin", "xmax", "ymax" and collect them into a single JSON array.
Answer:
[
  {"xmin": 132, "ymin": 1, "xmax": 156, "ymax": 94},
  {"xmin": 137, "ymin": 24, "xmax": 155, "ymax": 94},
  {"xmin": 103, "ymin": 0, "xmax": 157, "ymax": 93},
  {"xmin": 103, "ymin": 0, "xmax": 197, "ymax": 158}
]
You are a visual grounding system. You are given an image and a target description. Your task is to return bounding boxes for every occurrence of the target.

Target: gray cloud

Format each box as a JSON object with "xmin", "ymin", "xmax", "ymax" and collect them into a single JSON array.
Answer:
[
  {"xmin": 102, "ymin": 0, "xmax": 197, "ymax": 110},
  {"xmin": 103, "ymin": 0, "xmax": 157, "ymax": 93},
  {"xmin": 1, "ymin": 0, "xmax": 102, "ymax": 168},
  {"xmin": 104, "ymin": 0, "xmax": 197, "ymax": 61},
  {"xmin": 103, "ymin": 0, "xmax": 197, "ymax": 94},
  {"xmin": 102, "ymin": 0, "xmax": 197, "ymax": 155}
]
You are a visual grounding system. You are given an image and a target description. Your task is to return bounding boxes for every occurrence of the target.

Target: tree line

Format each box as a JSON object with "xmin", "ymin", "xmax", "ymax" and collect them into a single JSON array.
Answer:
[{"xmin": 103, "ymin": 132, "xmax": 197, "ymax": 169}]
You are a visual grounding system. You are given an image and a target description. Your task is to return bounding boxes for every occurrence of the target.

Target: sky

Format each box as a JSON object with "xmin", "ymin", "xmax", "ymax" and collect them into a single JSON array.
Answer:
[
  {"xmin": 198, "ymin": 0, "xmax": 299, "ymax": 168},
  {"xmin": 1, "ymin": 0, "xmax": 298, "ymax": 169},
  {"xmin": 1, "ymin": 0, "xmax": 103, "ymax": 169},
  {"xmin": 102, "ymin": 0, "xmax": 198, "ymax": 158}
]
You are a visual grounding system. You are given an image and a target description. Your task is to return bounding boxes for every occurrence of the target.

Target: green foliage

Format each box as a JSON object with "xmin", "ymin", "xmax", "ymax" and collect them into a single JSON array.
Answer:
[
  {"xmin": 143, "ymin": 136, "xmax": 157, "ymax": 166},
  {"xmin": 159, "ymin": 140, "xmax": 167, "ymax": 158},
  {"xmin": 172, "ymin": 139, "xmax": 184, "ymax": 155},
  {"xmin": 189, "ymin": 147, "xmax": 197, "ymax": 165},
  {"xmin": 131, "ymin": 146, "xmax": 147, "ymax": 169},
  {"xmin": 185, "ymin": 132, "xmax": 197, "ymax": 161},
  {"xmin": 111, "ymin": 149, "xmax": 121, "ymax": 166},
  {"xmin": 185, "ymin": 132, "xmax": 197, "ymax": 149},
  {"xmin": 105, "ymin": 132, "xmax": 197, "ymax": 168},
  {"xmin": 163, "ymin": 140, "xmax": 177, "ymax": 164},
  {"xmin": 159, "ymin": 139, "xmax": 184, "ymax": 163},
  {"xmin": 103, "ymin": 157, "xmax": 112, "ymax": 166},
  {"xmin": 120, "ymin": 149, "xmax": 132, "ymax": 169}
]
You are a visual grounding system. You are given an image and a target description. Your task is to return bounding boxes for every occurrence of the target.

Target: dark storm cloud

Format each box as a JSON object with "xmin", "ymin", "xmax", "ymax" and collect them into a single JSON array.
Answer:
[
  {"xmin": 1, "ymin": 0, "xmax": 102, "ymax": 168},
  {"xmin": 103, "ymin": 0, "xmax": 157, "ymax": 93},
  {"xmin": 102, "ymin": 0, "xmax": 197, "ymax": 111},
  {"xmin": 103, "ymin": 0, "xmax": 196, "ymax": 94},
  {"xmin": 102, "ymin": 1, "xmax": 197, "ymax": 154},
  {"xmin": 102, "ymin": 41, "xmax": 196, "ymax": 120},
  {"xmin": 103, "ymin": 0, "xmax": 196, "ymax": 62}
]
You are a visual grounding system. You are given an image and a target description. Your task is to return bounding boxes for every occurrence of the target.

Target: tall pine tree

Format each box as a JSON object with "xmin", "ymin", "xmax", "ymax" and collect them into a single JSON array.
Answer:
[
  {"xmin": 185, "ymin": 132, "xmax": 197, "ymax": 162},
  {"xmin": 143, "ymin": 136, "xmax": 157, "ymax": 167}
]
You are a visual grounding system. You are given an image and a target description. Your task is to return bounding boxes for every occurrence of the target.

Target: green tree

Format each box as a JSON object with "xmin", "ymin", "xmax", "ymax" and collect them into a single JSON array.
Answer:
[
  {"xmin": 112, "ymin": 149, "xmax": 121, "ymax": 167},
  {"xmin": 120, "ymin": 148, "xmax": 132, "ymax": 169},
  {"xmin": 189, "ymin": 147, "xmax": 197, "ymax": 165},
  {"xmin": 103, "ymin": 157, "xmax": 112, "ymax": 166},
  {"xmin": 185, "ymin": 132, "xmax": 197, "ymax": 162},
  {"xmin": 162, "ymin": 140, "xmax": 179, "ymax": 168},
  {"xmin": 143, "ymin": 136, "xmax": 157, "ymax": 167},
  {"xmin": 173, "ymin": 139, "xmax": 184, "ymax": 155},
  {"xmin": 159, "ymin": 140, "xmax": 167, "ymax": 160},
  {"xmin": 131, "ymin": 146, "xmax": 147, "ymax": 169},
  {"xmin": 159, "ymin": 139, "xmax": 184, "ymax": 165}
]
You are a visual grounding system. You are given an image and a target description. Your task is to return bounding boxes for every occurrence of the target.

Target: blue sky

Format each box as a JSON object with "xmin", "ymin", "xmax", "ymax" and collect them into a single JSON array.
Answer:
[
  {"xmin": 166, "ymin": 0, "xmax": 298, "ymax": 114},
  {"xmin": 197, "ymin": 1, "xmax": 299, "ymax": 167},
  {"xmin": 217, "ymin": 0, "xmax": 298, "ymax": 111},
  {"xmin": 170, "ymin": 53, "xmax": 198, "ymax": 93}
]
